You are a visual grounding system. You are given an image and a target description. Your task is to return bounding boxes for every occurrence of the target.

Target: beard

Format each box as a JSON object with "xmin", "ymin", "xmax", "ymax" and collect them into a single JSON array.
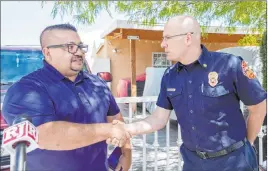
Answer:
[{"xmin": 70, "ymin": 55, "xmax": 84, "ymax": 72}]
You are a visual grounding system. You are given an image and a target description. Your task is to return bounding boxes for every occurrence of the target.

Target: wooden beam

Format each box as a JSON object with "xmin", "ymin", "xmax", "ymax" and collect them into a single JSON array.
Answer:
[
  {"xmin": 113, "ymin": 33, "xmax": 123, "ymax": 39},
  {"xmin": 109, "ymin": 28, "xmax": 124, "ymax": 40},
  {"xmin": 104, "ymin": 37, "xmax": 109, "ymax": 58},
  {"xmin": 106, "ymin": 36, "xmax": 114, "ymax": 41},
  {"xmin": 130, "ymin": 39, "xmax": 137, "ymax": 97}
]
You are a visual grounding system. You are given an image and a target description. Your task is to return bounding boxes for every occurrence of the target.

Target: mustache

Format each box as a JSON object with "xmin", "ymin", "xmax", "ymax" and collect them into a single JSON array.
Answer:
[{"xmin": 71, "ymin": 55, "xmax": 83, "ymax": 62}]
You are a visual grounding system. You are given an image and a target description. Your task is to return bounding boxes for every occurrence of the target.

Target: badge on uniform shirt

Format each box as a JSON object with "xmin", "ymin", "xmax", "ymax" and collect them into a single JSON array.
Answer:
[
  {"xmin": 241, "ymin": 60, "xmax": 256, "ymax": 79},
  {"xmin": 208, "ymin": 71, "xmax": 218, "ymax": 87}
]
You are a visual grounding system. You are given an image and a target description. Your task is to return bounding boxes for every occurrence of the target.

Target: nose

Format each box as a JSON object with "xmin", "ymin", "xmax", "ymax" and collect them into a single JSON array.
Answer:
[
  {"xmin": 75, "ymin": 47, "xmax": 85, "ymax": 57},
  {"xmin": 161, "ymin": 40, "xmax": 167, "ymax": 49}
]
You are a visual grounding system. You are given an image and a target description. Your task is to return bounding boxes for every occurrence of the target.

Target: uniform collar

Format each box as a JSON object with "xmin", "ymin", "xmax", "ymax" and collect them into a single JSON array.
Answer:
[
  {"xmin": 43, "ymin": 60, "xmax": 88, "ymax": 82},
  {"xmin": 176, "ymin": 44, "xmax": 212, "ymax": 72},
  {"xmin": 176, "ymin": 62, "xmax": 184, "ymax": 72},
  {"xmin": 197, "ymin": 44, "xmax": 212, "ymax": 69}
]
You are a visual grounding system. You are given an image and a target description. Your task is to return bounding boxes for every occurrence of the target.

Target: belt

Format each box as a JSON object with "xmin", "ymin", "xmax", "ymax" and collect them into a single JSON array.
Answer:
[{"xmin": 194, "ymin": 138, "xmax": 247, "ymax": 159}]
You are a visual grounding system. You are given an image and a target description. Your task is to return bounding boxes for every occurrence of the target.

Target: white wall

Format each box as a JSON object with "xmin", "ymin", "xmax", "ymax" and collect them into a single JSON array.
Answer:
[
  {"xmin": 217, "ymin": 46, "xmax": 262, "ymax": 81},
  {"xmin": 89, "ymin": 57, "xmax": 111, "ymax": 88},
  {"xmin": 89, "ymin": 57, "xmax": 110, "ymax": 74}
]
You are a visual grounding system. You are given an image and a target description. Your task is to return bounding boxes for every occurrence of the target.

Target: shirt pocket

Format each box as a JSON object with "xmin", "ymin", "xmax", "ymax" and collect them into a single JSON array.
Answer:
[
  {"xmin": 200, "ymin": 83, "xmax": 232, "ymax": 110},
  {"xmin": 167, "ymin": 87, "xmax": 183, "ymax": 107}
]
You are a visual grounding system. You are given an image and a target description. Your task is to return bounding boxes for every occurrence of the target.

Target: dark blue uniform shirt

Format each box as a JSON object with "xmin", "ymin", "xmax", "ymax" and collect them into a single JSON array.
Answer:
[
  {"xmin": 2, "ymin": 61, "xmax": 120, "ymax": 171},
  {"xmin": 157, "ymin": 45, "xmax": 266, "ymax": 152}
]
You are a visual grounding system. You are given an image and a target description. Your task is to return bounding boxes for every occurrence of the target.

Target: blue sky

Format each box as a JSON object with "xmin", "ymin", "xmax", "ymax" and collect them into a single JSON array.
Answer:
[{"xmin": 1, "ymin": 1, "xmax": 126, "ymax": 49}]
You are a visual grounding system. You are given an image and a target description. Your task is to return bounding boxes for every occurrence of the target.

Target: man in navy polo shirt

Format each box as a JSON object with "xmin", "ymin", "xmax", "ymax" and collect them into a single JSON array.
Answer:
[
  {"xmin": 109, "ymin": 16, "xmax": 267, "ymax": 171},
  {"xmin": 2, "ymin": 24, "xmax": 131, "ymax": 171}
]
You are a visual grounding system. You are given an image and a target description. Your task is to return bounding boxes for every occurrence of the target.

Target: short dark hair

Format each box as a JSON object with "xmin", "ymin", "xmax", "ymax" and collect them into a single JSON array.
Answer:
[{"xmin": 40, "ymin": 23, "xmax": 77, "ymax": 47}]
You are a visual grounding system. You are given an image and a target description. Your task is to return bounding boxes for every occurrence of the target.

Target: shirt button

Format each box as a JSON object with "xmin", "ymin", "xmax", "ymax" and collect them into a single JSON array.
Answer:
[
  {"xmin": 189, "ymin": 95, "xmax": 192, "ymax": 98},
  {"xmin": 192, "ymin": 126, "xmax": 195, "ymax": 130},
  {"xmin": 189, "ymin": 80, "xmax": 192, "ymax": 84},
  {"xmin": 190, "ymin": 110, "xmax": 193, "ymax": 113}
]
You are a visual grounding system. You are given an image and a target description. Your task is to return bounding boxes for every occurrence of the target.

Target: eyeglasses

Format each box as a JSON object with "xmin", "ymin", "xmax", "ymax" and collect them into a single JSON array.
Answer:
[
  {"xmin": 47, "ymin": 43, "xmax": 88, "ymax": 54},
  {"xmin": 162, "ymin": 32, "xmax": 194, "ymax": 41}
]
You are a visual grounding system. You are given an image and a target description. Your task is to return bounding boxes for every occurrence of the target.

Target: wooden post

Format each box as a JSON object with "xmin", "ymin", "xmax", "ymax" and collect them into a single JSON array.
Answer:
[
  {"xmin": 128, "ymin": 35, "xmax": 139, "ymax": 114},
  {"xmin": 130, "ymin": 39, "xmax": 137, "ymax": 97},
  {"xmin": 129, "ymin": 39, "xmax": 137, "ymax": 114}
]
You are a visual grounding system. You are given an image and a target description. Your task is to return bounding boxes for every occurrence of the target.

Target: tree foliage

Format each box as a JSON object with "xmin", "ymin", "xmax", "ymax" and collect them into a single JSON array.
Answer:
[
  {"xmin": 43, "ymin": 1, "xmax": 266, "ymax": 45},
  {"xmin": 260, "ymin": 31, "xmax": 267, "ymax": 91}
]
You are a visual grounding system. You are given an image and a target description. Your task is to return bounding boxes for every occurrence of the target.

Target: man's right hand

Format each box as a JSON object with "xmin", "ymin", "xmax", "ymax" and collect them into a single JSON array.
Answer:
[{"xmin": 107, "ymin": 121, "xmax": 131, "ymax": 147}]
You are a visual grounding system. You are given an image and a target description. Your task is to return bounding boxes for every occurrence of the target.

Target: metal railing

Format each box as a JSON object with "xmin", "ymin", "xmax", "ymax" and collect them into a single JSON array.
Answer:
[
  {"xmin": 115, "ymin": 96, "xmax": 267, "ymax": 171},
  {"xmin": 115, "ymin": 96, "xmax": 183, "ymax": 171}
]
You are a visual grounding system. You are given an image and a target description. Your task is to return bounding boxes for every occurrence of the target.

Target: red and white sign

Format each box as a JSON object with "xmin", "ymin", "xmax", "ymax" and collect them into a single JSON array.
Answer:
[{"xmin": 2, "ymin": 120, "xmax": 39, "ymax": 155}]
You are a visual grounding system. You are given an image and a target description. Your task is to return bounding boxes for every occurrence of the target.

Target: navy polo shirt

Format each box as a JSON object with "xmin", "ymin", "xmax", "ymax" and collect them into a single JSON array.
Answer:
[
  {"xmin": 2, "ymin": 61, "xmax": 120, "ymax": 171},
  {"xmin": 157, "ymin": 45, "xmax": 266, "ymax": 152}
]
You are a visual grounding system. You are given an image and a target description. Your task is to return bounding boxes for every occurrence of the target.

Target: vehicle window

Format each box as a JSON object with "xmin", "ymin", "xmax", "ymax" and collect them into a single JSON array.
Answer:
[{"xmin": 1, "ymin": 49, "xmax": 44, "ymax": 84}]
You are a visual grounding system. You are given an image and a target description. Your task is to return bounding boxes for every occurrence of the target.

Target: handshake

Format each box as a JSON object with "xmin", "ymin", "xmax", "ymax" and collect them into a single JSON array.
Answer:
[{"xmin": 106, "ymin": 120, "xmax": 131, "ymax": 147}]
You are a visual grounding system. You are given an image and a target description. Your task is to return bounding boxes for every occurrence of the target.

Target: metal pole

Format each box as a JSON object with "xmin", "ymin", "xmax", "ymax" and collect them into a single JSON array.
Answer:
[
  {"xmin": 153, "ymin": 131, "xmax": 159, "ymax": 171},
  {"xmin": 166, "ymin": 120, "xmax": 170, "ymax": 168},
  {"xmin": 177, "ymin": 123, "xmax": 183, "ymax": 171},
  {"xmin": 128, "ymin": 103, "xmax": 133, "ymax": 171},
  {"xmin": 142, "ymin": 102, "xmax": 147, "ymax": 171},
  {"xmin": 258, "ymin": 126, "xmax": 266, "ymax": 167},
  {"xmin": 12, "ymin": 115, "xmax": 31, "ymax": 171},
  {"xmin": 153, "ymin": 103, "xmax": 159, "ymax": 171},
  {"xmin": 14, "ymin": 142, "xmax": 27, "ymax": 171}
]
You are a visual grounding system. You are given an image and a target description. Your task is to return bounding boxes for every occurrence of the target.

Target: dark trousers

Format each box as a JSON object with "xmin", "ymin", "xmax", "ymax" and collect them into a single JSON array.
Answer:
[{"xmin": 180, "ymin": 140, "xmax": 258, "ymax": 171}]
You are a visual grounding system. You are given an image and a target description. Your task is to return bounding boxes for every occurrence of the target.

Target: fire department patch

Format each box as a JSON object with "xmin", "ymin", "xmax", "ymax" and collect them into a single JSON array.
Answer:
[{"xmin": 241, "ymin": 61, "xmax": 256, "ymax": 79}]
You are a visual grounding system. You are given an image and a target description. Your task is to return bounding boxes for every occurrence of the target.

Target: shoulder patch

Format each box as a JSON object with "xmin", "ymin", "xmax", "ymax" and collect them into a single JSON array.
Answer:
[{"xmin": 241, "ymin": 60, "xmax": 256, "ymax": 79}]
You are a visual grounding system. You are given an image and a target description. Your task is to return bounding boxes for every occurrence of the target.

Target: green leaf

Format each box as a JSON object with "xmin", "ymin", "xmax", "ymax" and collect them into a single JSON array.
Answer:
[
  {"xmin": 44, "ymin": 1, "xmax": 266, "ymax": 45},
  {"xmin": 260, "ymin": 31, "xmax": 267, "ymax": 91}
]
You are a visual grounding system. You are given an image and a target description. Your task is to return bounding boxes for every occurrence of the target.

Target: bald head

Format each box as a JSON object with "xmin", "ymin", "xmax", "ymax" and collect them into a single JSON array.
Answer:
[
  {"xmin": 166, "ymin": 16, "xmax": 201, "ymax": 42},
  {"xmin": 161, "ymin": 15, "xmax": 203, "ymax": 64}
]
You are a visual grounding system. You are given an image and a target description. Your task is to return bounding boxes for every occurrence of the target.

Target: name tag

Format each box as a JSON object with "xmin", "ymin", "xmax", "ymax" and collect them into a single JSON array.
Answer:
[{"xmin": 167, "ymin": 88, "xmax": 176, "ymax": 92}]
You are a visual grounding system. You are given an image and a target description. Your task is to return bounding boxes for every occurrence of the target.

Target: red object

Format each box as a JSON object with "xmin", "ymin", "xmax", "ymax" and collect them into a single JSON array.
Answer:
[
  {"xmin": 98, "ymin": 72, "xmax": 112, "ymax": 82},
  {"xmin": 1, "ymin": 111, "xmax": 8, "ymax": 129},
  {"xmin": 1, "ymin": 110, "xmax": 10, "ymax": 171},
  {"xmin": 116, "ymin": 73, "xmax": 146, "ymax": 97},
  {"xmin": 2, "ymin": 120, "xmax": 38, "ymax": 155}
]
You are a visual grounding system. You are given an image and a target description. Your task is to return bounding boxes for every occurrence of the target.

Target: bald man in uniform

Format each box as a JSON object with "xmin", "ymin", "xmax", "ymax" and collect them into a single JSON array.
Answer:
[{"xmin": 108, "ymin": 16, "xmax": 267, "ymax": 171}]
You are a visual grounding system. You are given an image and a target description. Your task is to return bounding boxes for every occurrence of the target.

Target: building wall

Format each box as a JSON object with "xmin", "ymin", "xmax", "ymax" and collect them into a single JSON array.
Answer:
[
  {"xmin": 98, "ymin": 33, "xmax": 245, "ymax": 95},
  {"xmin": 106, "ymin": 39, "xmax": 165, "ymax": 95},
  {"xmin": 203, "ymin": 42, "xmax": 239, "ymax": 51},
  {"xmin": 96, "ymin": 46, "xmax": 105, "ymax": 58}
]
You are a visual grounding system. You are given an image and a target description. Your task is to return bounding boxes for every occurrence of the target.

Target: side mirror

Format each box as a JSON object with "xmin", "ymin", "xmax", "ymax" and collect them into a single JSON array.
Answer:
[{"xmin": 97, "ymin": 72, "xmax": 112, "ymax": 82}]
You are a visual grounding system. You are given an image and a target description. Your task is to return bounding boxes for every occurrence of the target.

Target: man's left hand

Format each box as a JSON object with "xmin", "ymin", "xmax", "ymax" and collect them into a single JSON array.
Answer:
[{"xmin": 115, "ymin": 151, "xmax": 132, "ymax": 171}]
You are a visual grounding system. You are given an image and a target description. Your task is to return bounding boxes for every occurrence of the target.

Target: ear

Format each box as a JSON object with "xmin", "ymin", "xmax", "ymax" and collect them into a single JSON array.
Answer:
[
  {"xmin": 42, "ymin": 47, "xmax": 51, "ymax": 62},
  {"xmin": 185, "ymin": 33, "xmax": 192, "ymax": 46}
]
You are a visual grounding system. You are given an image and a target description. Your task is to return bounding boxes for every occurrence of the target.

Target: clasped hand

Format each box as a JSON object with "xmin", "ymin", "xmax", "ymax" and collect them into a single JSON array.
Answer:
[{"xmin": 106, "ymin": 120, "xmax": 131, "ymax": 147}]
